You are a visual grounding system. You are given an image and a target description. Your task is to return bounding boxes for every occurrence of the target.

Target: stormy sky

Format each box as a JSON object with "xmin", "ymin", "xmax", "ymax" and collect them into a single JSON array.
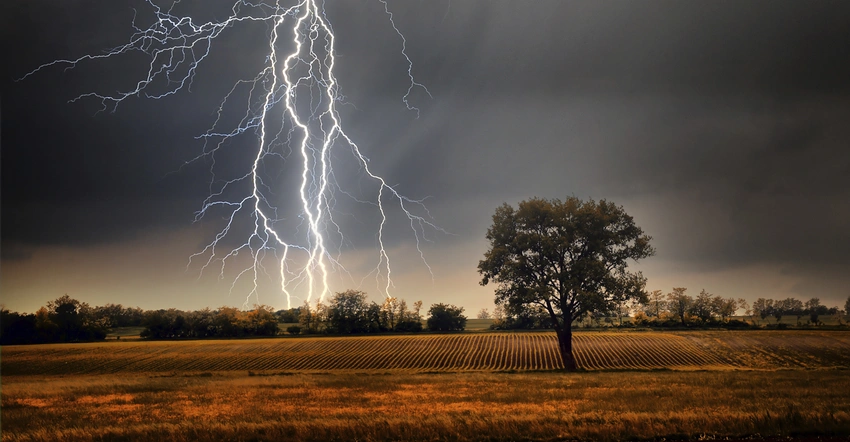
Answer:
[{"xmin": 3, "ymin": 0, "xmax": 849, "ymax": 314}]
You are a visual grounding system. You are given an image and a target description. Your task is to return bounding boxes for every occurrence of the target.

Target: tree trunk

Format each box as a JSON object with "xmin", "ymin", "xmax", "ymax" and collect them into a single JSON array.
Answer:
[{"xmin": 555, "ymin": 328, "xmax": 577, "ymax": 371}]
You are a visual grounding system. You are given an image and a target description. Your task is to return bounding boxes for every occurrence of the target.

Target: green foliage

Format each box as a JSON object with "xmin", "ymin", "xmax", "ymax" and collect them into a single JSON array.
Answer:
[
  {"xmin": 91, "ymin": 304, "xmax": 144, "ymax": 327},
  {"xmin": 389, "ymin": 298, "xmax": 424, "ymax": 332},
  {"xmin": 298, "ymin": 300, "xmax": 326, "ymax": 334},
  {"xmin": 783, "ymin": 298, "xmax": 805, "ymax": 324},
  {"xmin": 666, "ymin": 288, "xmax": 692, "ymax": 326},
  {"xmin": 299, "ymin": 292, "xmax": 423, "ymax": 335},
  {"xmin": 189, "ymin": 308, "xmax": 216, "ymax": 337},
  {"xmin": 805, "ymin": 298, "xmax": 829, "ymax": 325},
  {"xmin": 214, "ymin": 306, "xmax": 242, "ymax": 337},
  {"xmin": 711, "ymin": 296, "xmax": 738, "ymax": 322},
  {"xmin": 479, "ymin": 197, "xmax": 653, "ymax": 319},
  {"xmin": 740, "ymin": 297, "xmax": 838, "ymax": 328},
  {"xmin": 0, "ymin": 309, "xmax": 38, "ymax": 344},
  {"xmin": 139, "ymin": 305, "xmax": 280, "ymax": 339},
  {"xmin": 1, "ymin": 295, "xmax": 111, "ymax": 344},
  {"xmin": 395, "ymin": 316, "xmax": 424, "ymax": 332},
  {"xmin": 753, "ymin": 298, "xmax": 775, "ymax": 324},
  {"xmin": 326, "ymin": 290, "xmax": 371, "ymax": 334},
  {"xmin": 426, "ymin": 303, "xmax": 466, "ymax": 331},
  {"xmin": 489, "ymin": 304, "xmax": 554, "ymax": 330},
  {"xmin": 245, "ymin": 305, "xmax": 279, "ymax": 336},
  {"xmin": 635, "ymin": 290, "xmax": 757, "ymax": 329},
  {"xmin": 478, "ymin": 197, "xmax": 653, "ymax": 370},
  {"xmin": 633, "ymin": 290, "xmax": 850, "ymax": 329},
  {"xmin": 286, "ymin": 325, "xmax": 302, "ymax": 335},
  {"xmin": 274, "ymin": 307, "xmax": 302, "ymax": 323},
  {"xmin": 478, "ymin": 197, "xmax": 653, "ymax": 326},
  {"xmin": 645, "ymin": 290, "xmax": 667, "ymax": 318},
  {"xmin": 772, "ymin": 298, "xmax": 788, "ymax": 324},
  {"xmin": 3, "ymin": 292, "xmax": 427, "ymax": 344},
  {"xmin": 690, "ymin": 289, "xmax": 715, "ymax": 323}
]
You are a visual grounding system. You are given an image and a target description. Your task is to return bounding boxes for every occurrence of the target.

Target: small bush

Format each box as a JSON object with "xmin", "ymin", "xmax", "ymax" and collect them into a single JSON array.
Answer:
[
  {"xmin": 395, "ymin": 319, "xmax": 423, "ymax": 332},
  {"xmin": 723, "ymin": 319, "xmax": 751, "ymax": 328},
  {"xmin": 767, "ymin": 323, "xmax": 789, "ymax": 330},
  {"xmin": 286, "ymin": 325, "xmax": 301, "ymax": 335}
]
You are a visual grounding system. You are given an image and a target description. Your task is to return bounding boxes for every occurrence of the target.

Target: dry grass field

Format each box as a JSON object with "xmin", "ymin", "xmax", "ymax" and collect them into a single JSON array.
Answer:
[
  {"xmin": 2, "ymin": 330, "xmax": 850, "ymax": 441},
  {"xmin": 2, "ymin": 370, "xmax": 849, "ymax": 441}
]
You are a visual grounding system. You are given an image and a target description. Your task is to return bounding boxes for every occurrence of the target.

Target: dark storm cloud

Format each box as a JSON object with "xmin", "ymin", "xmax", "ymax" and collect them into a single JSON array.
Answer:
[
  {"xmin": 1, "ymin": 82, "xmax": 216, "ymax": 250},
  {"xmin": 3, "ymin": 0, "xmax": 849, "ymax": 297},
  {"xmin": 1, "ymin": 1, "xmax": 266, "ymax": 251},
  {"xmin": 334, "ymin": 1, "xmax": 850, "ymax": 100},
  {"xmin": 356, "ymin": 1, "xmax": 850, "ymax": 275}
]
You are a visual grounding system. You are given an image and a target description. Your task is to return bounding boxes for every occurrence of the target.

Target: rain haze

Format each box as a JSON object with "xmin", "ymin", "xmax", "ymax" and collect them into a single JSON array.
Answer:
[{"xmin": 2, "ymin": 0, "xmax": 849, "ymax": 314}]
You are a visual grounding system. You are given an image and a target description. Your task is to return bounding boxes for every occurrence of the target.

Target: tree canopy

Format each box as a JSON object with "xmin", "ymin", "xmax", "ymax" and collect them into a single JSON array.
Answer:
[
  {"xmin": 426, "ymin": 303, "xmax": 467, "ymax": 331},
  {"xmin": 845, "ymin": 296, "xmax": 850, "ymax": 318},
  {"xmin": 478, "ymin": 197, "xmax": 654, "ymax": 370}
]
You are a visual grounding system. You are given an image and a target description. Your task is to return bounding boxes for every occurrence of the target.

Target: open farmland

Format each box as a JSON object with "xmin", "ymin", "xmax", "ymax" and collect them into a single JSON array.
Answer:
[
  {"xmin": 3, "ymin": 331, "xmax": 850, "ymax": 441},
  {"xmin": 3, "ymin": 330, "xmax": 849, "ymax": 375}
]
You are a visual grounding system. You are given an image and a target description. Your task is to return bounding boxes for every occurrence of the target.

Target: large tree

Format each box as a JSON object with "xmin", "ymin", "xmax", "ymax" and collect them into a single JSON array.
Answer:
[
  {"xmin": 478, "ymin": 197, "xmax": 654, "ymax": 371},
  {"xmin": 666, "ymin": 287, "xmax": 692, "ymax": 326},
  {"xmin": 426, "ymin": 303, "xmax": 467, "ymax": 331},
  {"xmin": 752, "ymin": 298, "xmax": 774, "ymax": 325},
  {"xmin": 845, "ymin": 296, "xmax": 850, "ymax": 321},
  {"xmin": 327, "ymin": 290, "xmax": 370, "ymax": 334}
]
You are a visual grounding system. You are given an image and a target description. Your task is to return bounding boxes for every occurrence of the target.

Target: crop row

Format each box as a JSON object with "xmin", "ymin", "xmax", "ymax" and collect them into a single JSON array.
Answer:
[{"xmin": 2, "ymin": 331, "xmax": 848, "ymax": 376}]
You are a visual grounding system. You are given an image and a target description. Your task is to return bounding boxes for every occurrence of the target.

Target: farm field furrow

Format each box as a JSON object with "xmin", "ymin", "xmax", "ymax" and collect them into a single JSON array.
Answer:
[
  {"xmin": 2, "ymin": 331, "xmax": 849, "ymax": 376},
  {"xmin": 571, "ymin": 335, "xmax": 594, "ymax": 368},
  {"xmin": 439, "ymin": 335, "xmax": 462, "ymax": 371},
  {"xmin": 682, "ymin": 331, "xmax": 850, "ymax": 369},
  {"xmin": 601, "ymin": 334, "xmax": 641, "ymax": 368},
  {"xmin": 417, "ymin": 335, "xmax": 447, "ymax": 370},
  {"xmin": 477, "ymin": 333, "xmax": 497, "ymax": 369},
  {"xmin": 530, "ymin": 334, "xmax": 545, "ymax": 370},
  {"xmin": 621, "ymin": 334, "xmax": 659, "ymax": 368},
  {"xmin": 457, "ymin": 335, "xmax": 474, "ymax": 370},
  {"xmin": 674, "ymin": 335, "xmax": 733, "ymax": 368},
  {"xmin": 576, "ymin": 335, "xmax": 606, "ymax": 369},
  {"xmin": 504, "ymin": 335, "xmax": 518, "ymax": 369},
  {"xmin": 337, "ymin": 338, "xmax": 372, "ymax": 370},
  {"xmin": 494, "ymin": 335, "xmax": 509, "ymax": 370},
  {"xmin": 653, "ymin": 335, "xmax": 706, "ymax": 367},
  {"xmin": 378, "ymin": 337, "xmax": 408, "ymax": 369}
]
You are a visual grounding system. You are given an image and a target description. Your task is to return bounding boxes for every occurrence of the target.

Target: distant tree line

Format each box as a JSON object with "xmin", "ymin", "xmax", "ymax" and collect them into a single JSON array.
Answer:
[
  {"xmin": 635, "ymin": 291, "xmax": 846, "ymax": 328},
  {"xmin": 293, "ymin": 290, "xmax": 467, "ymax": 335},
  {"xmin": 5, "ymin": 290, "xmax": 841, "ymax": 344},
  {"xmin": 1, "ymin": 291, "xmax": 469, "ymax": 344},
  {"xmin": 629, "ymin": 288, "xmax": 749, "ymax": 327},
  {"xmin": 142, "ymin": 290, "xmax": 468, "ymax": 338},
  {"xmin": 749, "ymin": 296, "xmax": 843, "ymax": 327},
  {"xmin": 0, "ymin": 295, "xmax": 139, "ymax": 344},
  {"xmin": 139, "ymin": 305, "xmax": 279, "ymax": 339},
  {"xmin": 487, "ymin": 288, "xmax": 849, "ymax": 330}
]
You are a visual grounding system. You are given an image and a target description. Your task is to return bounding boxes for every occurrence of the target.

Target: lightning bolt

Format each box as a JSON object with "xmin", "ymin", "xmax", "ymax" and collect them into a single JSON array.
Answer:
[{"xmin": 20, "ymin": 0, "xmax": 444, "ymax": 309}]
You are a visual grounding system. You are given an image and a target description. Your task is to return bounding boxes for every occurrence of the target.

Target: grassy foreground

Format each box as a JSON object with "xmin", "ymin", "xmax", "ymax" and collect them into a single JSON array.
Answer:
[{"xmin": 2, "ymin": 370, "xmax": 849, "ymax": 441}]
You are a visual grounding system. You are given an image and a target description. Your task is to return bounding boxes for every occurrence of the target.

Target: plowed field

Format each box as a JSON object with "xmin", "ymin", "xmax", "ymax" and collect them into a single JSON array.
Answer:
[{"xmin": 2, "ymin": 331, "xmax": 849, "ymax": 375}]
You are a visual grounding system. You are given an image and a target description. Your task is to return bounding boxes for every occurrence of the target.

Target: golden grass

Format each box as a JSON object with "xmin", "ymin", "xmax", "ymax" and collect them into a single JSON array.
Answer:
[{"xmin": 2, "ymin": 370, "xmax": 849, "ymax": 441}]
